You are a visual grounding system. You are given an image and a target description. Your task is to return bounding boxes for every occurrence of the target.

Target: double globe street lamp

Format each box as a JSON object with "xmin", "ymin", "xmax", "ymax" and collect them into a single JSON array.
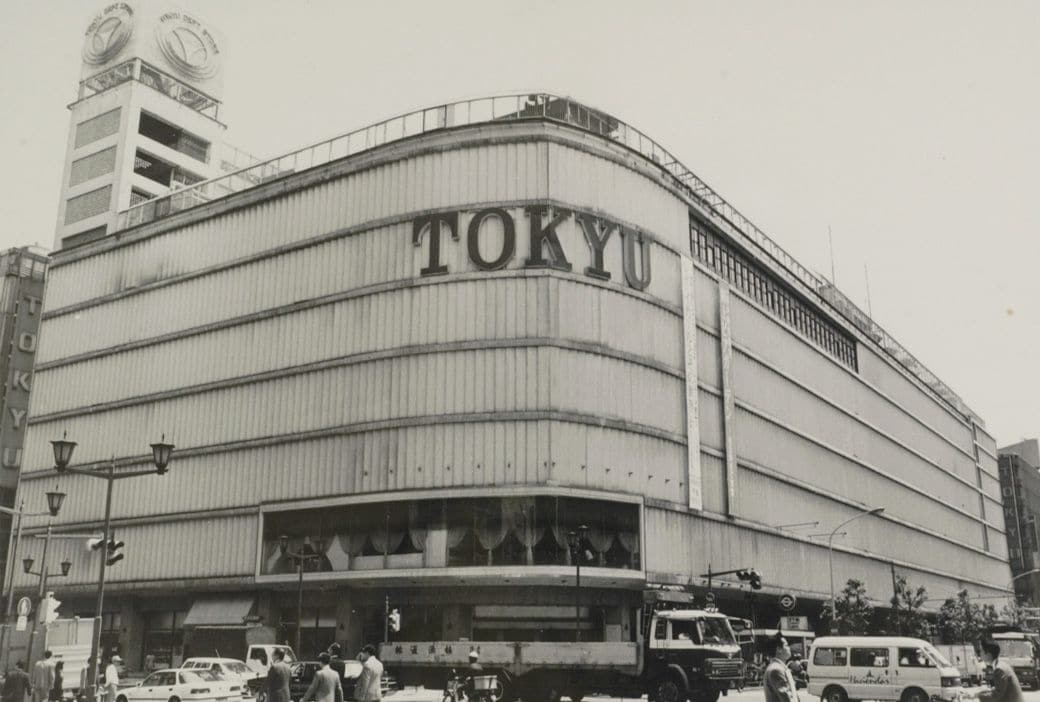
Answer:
[
  {"xmin": 23, "ymin": 488, "xmax": 72, "ymax": 671},
  {"xmin": 50, "ymin": 435, "xmax": 174, "ymax": 702},
  {"xmin": 0, "ymin": 490, "xmax": 67, "ymax": 671}
]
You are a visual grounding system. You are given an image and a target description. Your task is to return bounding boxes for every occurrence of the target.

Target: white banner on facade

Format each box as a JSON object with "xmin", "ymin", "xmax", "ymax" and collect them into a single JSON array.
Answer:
[{"xmin": 681, "ymin": 257, "xmax": 703, "ymax": 511}]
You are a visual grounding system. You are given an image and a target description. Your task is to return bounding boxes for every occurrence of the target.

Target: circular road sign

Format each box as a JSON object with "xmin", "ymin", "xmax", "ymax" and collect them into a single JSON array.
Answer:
[
  {"xmin": 16, "ymin": 597, "xmax": 31, "ymax": 617},
  {"xmin": 779, "ymin": 593, "xmax": 797, "ymax": 612}
]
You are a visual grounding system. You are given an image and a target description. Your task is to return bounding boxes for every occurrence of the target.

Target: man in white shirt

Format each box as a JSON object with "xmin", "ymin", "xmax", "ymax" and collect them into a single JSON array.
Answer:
[{"xmin": 103, "ymin": 656, "xmax": 121, "ymax": 702}]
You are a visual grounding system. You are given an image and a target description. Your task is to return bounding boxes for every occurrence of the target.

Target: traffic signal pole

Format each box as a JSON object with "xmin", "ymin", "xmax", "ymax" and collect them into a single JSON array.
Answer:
[
  {"xmin": 86, "ymin": 463, "xmax": 116, "ymax": 702},
  {"xmin": 25, "ymin": 522, "xmax": 52, "ymax": 670}
]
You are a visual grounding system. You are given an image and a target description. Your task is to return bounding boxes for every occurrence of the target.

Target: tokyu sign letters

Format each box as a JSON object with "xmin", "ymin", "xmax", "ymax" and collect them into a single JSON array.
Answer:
[{"xmin": 413, "ymin": 205, "xmax": 652, "ymax": 291}]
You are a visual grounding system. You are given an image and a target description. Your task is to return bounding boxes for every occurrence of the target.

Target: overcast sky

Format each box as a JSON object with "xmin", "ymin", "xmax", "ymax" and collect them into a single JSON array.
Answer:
[{"xmin": 2, "ymin": 1, "xmax": 1038, "ymax": 446}]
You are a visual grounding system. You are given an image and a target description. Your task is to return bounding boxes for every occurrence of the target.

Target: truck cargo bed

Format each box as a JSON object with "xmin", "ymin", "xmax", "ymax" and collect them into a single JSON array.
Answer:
[{"xmin": 381, "ymin": 641, "xmax": 640, "ymax": 675}]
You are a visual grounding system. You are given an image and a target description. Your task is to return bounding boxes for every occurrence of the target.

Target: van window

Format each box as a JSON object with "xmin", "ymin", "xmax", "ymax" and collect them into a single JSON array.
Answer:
[
  {"xmin": 851, "ymin": 648, "xmax": 889, "ymax": 668},
  {"xmin": 813, "ymin": 648, "xmax": 848, "ymax": 666},
  {"xmin": 898, "ymin": 648, "xmax": 932, "ymax": 667},
  {"xmin": 250, "ymin": 649, "xmax": 269, "ymax": 666}
]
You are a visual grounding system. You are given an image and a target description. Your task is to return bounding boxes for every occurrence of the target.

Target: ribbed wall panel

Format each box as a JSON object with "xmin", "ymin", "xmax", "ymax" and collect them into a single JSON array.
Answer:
[
  {"xmin": 697, "ymin": 328, "xmax": 721, "ymax": 390},
  {"xmin": 41, "ymin": 218, "xmax": 680, "ymax": 367},
  {"xmin": 46, "ymin": 141, "xmax": 552, "ymax": 311},
  {"xmin": 643, "ymin": 506, "xmax": 1008, "ymax": 605},
  {"xmin": 735, "ymin": 409, "xmax": 984, "ymax": 548},
  {"xmin": 12, "ymin": 514, "xmax": 256, "ymax": 588},
  {"xmin": 24, "ymin": 347, "xmax": 683, "ymax": 471},
  {"xmin": 857, "ymin": 343, "xmax": 970, "ymax": 449},
  {"xmin": 693, "ymin": 267, "xmax": 719, "ymax": 328},
  {"xmin": 732, "ymin": 351, "xmax": 978, "ymax": 496},
  {"xmin": 737, "ymin": 469, "xmax": 1000, "ymax": 581},
  {"xmin": 699, "ymin": 452, "xmax": 726, "ymax": 514},
  {"xmin": 547, "ymin": 144, "xmax": 689, "ymax": 254},
  {"xmin": 981, "ymin": 472, "xmax": 1002, "ymax": 503},
  {"xmin": 989, "ymin": 528, "xmax": 1009, "ymax": 559},
  {"xmin": 34, "ymin": 277, "xmax": 681, "ymax": 415},
  {"xmin": 698, "ymin": 388, "xmax": 723, "ymax": 451},
  {"xmin": 547, "ymin": 422, "xmax": 686, "ymax": 502},
  {"xmin": 977, "ymin": 431, "xmax": 998, "ymax": 458},
  {"xmin": 728, "ymin": 295, "xmax": 975, "ymax": 458}
]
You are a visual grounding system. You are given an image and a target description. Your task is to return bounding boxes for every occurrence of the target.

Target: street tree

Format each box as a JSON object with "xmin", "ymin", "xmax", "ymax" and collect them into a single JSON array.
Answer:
[
  {"xmin": 822, "ymin": 578, "xmax": 875, "ymax": 634},
  {"xmin": 937, "ymin": 589, "xmax": 997, "ymax": 643},
  {"xmin": 887, "ymin": 575, "xmax": 929, "ymax": 637}
]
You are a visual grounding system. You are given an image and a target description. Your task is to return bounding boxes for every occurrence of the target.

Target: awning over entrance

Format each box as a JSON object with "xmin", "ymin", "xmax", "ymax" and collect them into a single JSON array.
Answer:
[{"xmin": 183, "ymin": 595, "xmax": 256, "ymax": 628}]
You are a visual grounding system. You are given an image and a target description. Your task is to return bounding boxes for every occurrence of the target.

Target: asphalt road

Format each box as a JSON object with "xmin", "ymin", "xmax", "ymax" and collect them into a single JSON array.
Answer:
[{"xmin": 388, "ymin": 686, "xmax": 1040, "ymax": 702}]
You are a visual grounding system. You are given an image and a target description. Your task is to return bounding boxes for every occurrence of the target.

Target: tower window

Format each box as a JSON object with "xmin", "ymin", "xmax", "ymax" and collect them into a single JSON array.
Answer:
[{"xmin": 138, "ymin": 111, "xmax": 210, "ymax": 163}]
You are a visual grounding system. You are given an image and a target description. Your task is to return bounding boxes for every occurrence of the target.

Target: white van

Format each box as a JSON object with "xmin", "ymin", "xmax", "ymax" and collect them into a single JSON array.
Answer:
[{"xmin": 808, "ymin": 636, "xmax": 963, "ymax": 702}]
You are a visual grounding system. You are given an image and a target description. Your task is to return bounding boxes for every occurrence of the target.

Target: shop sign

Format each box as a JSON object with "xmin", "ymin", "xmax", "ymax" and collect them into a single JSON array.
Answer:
[
  {"xmin": 413, "ymin": 204, "xmax": 652, "ymax": 292},
  {"xmin": 0, "ymin": 288, "xmax": 44, "ymax": 474},
  {"xmin": 779, "ymin": 615, "xmax": 809, "ymax": 631}
]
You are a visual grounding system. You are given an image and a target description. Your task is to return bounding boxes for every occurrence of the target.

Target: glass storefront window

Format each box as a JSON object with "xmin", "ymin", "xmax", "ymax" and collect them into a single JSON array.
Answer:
[{"xmin": 261, "ymin": 495, "xmax": 640, "ymax": 574}]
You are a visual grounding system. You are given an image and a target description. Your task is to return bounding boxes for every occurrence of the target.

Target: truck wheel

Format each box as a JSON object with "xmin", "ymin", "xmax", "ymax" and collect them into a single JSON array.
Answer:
[
  {"xmin": 565, "ymin": 692, "xmax": 584, "ymax": 702},
  {"xmin": 821, "ymin": 686, "xmax": 848, "ymax": 702},
  {"xmin": 654, "ymin": 677, "xmax": 686, "ymax": 702},
  {"xmin": 900, "ymin": 687, "xmax": 928, "ymax": 702}
]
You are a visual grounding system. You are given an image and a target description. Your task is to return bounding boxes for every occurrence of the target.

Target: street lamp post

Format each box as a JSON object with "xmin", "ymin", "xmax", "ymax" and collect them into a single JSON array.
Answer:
[
  {"xmin": 0, "ymin": 500, "xmax": 57, "ymax": 671},
  {"xmin": 566, "ymin": 525, "xmax": 590, "ymax": 643},
  {"xmin": 828, "ymin": 506, "xmax": 885, "ymax": 635},
  {"xmin": 50, "ymin": 436, "xmax": 174, "ymax": 702},
  {"xmin": 279, "ymin": 536, "xmax": 324, "ymax": 657},
  {"xmin": 23, "ymin": 490, "xmax": 70, "ymax": 670}
]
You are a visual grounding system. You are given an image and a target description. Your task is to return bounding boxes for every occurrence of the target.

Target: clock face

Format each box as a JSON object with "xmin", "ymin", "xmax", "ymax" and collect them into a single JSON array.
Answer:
[
  {"xmin": 155, "ymin": 10, "xmax": 221, "ymax": 80},
  {"xmin": 82, "ymin": 3, "xmax": 135, "ymax": 65}
]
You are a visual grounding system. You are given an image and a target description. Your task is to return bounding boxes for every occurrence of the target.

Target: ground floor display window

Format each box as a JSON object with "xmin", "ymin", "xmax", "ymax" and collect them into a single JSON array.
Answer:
[
  {"xmin": 142, "ymin": 610, "xmax": 186, "ymax": 670},
  {"xmin": 261, "ymin": 495, "xmax": 640, "ymax": 574},
  {"xmin": 279, "ymin": 606, "xmax": 336, "ymax": 660}
]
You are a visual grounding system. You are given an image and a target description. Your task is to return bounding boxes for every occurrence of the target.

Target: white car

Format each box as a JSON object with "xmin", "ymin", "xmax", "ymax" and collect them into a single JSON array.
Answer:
[
  {"xmin": 181, "ymin": 659, "xmax": 259, "ymax": 700},
  {"xmin": 115, "ymin": 669, "xmax": 240, "ymax": 702}
]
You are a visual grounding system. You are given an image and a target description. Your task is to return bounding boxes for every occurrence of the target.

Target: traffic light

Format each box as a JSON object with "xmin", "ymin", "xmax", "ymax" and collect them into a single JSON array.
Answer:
[
  {"xmin": 106, "ymin": 539, "xmax": 125, "ymax": 567},
  {"xmin": 736, "ymin": 568, "xmax": 763, "ymax": 590},
  {"xmin": 388, "ymin": 609, "xmax": 401, "ymax": 633},
  {"xmin": 43, "ymin": 592, "xmax": 61, "ymax": 624}
]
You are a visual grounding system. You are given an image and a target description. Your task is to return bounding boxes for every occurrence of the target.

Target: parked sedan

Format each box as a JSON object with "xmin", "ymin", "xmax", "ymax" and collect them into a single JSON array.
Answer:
[{"xmin": 114, "ymin": 669, "xmax": 240, "ymax": 702}]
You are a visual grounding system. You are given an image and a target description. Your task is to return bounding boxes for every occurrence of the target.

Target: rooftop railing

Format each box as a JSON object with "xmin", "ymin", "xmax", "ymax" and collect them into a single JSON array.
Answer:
[{"xmin": 112, "ymin": 92, "xmax": 974, "ymax": 421}]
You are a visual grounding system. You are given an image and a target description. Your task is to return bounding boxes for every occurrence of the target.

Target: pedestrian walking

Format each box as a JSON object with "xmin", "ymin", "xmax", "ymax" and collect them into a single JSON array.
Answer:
[
  {"xmin": 102, "ymin": 656, "xmax": 121, "ymax": 702},
  {"xmin": 328, "ymin": 644, "xmax": 346, "ymax": 683},
  {"xmin": 354, "ymin": 645, "xmax": 382, "ymax": 702},
  {"xmin": 266, "ymin": 648, "xmax": 291, "ymax": 702},
  {"xmin": 301, "ymin": 653, "xmax": 342, "ymax": 702},
  {"xmin": 2, "ymin": 661, "xmax": 32, "ymax": 702},
  {"xmin": 965, "ymin": 641, "xmax": 1024, "ymax": 702},
  {"xmin": 31, "ymin": 652, "xmax": 54, "ymax": 702},
  {"xmin": 763, "ymin": 632, "xmax": 800, "ymax": 702},
  {"xmin": 48, "ymin": 661, "xmax": 63, "ymax": 702}
]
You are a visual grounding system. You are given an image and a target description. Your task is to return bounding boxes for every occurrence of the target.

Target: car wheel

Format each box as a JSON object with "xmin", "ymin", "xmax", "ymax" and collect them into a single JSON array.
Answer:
[
  {"xmin": 169, "ymin": 697, "xmax": 181, "ymax": 702},
  {"xmin": 654, "ymin": 677, "xmax": 686, "ymax": 702},
  {"xmin": 900, "ymin": 687, "xmax": 928, "ymax": 702},
  {"xmin": 822, "ymin": 686, "xmax": 848, "ymax": 702},
  {"xmin": 116, "ymin": 696, "xmax": 127, "ymax": 702}
]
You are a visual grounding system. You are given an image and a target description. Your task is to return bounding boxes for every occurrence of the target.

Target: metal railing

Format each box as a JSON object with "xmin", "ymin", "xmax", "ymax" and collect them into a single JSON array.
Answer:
[{"xmin": 111, "ymin": 92, "xmax": 973, "ymax": 420}]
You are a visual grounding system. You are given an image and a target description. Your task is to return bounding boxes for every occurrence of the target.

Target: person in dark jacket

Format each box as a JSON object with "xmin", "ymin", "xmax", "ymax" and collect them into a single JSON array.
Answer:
[
  {"xmin": 266, "ymin": 648, "xmax": 292, "ymax": 702},
  {"xmin": 970, "ymin": 641, "xmax": 1024, "ymax": 702},
  {"xmin": 3, "ymin": 661, "xmax": 33, "ymax": 702},
  {"xmin": 49, "ymin": 662, "xmax": 63, "ymax": 702},
  {"xmin": 328, "ymin": 644, "xmax": 346, "ymax": 683}
]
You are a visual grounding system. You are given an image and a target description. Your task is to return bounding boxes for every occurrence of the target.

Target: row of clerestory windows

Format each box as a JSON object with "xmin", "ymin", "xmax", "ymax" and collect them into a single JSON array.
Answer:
[{"xmin": 691, "ymin": 218, "xmax": 858, "ymax": 371}]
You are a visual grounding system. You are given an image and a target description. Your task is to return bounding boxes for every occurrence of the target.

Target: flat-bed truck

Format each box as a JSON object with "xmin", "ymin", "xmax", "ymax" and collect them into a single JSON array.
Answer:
[{"xmin": 380, "ymin": 589, "xmax": 745, "ymax": 702}]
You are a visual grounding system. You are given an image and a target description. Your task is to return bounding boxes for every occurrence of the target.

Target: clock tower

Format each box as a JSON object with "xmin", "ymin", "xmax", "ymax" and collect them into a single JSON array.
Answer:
[{"xmin": 54, "ymin": 3, "xmax": 229, "ymax": 250}]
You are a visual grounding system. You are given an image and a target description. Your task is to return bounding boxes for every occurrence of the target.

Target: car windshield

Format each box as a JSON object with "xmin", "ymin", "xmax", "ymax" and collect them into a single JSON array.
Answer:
[
  {"xmin": 701, "ymin": 617, "xmax": 736, "ymax": 644},
  {"xmin": 923, "ymin": 644, "xmax": 952, "ymax": 667},
  {"xmin": 224, "ymin": 662, "xmax": 250, "ymax": 674},
  {"xmin": 1000, "ymin": 641, "xmax": 1034, "ymax": 659},
  {"xmin": 181, "ymin": 671, "xmax": 209, "ymax": 683}
]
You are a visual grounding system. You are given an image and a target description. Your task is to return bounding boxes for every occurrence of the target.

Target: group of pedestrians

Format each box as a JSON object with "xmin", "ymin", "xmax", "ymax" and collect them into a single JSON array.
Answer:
[
  {"xmin": 1, "ymin": 651, "xmax": 66, "ymax": 702},
  {"xmin": 265, "ymin": 643, "xmax": 383, "ymax": 702}
]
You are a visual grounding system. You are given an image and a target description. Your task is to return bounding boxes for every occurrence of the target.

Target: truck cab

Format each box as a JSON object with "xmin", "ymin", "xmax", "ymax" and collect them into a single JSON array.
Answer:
[
  {"xmin": 989, "ymin": 632, "xmax": 1039, "ymax": 689},
  {"xmin": 645, "ymin": 609, "xmax": 744, "ymax": 702}
]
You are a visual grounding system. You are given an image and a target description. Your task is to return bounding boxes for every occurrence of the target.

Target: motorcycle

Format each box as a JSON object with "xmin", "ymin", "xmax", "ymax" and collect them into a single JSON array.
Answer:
[{"xmin": 443, "ymin": 669, "xmax": 503, "ymax": 702}]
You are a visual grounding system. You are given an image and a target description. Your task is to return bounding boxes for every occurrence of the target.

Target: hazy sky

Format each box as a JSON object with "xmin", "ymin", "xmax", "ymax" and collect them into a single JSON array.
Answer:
[{"xmin": 2, "ymin": 1, "xmax": 1038, "ymax": 446}]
